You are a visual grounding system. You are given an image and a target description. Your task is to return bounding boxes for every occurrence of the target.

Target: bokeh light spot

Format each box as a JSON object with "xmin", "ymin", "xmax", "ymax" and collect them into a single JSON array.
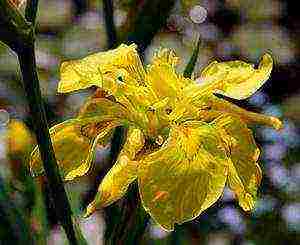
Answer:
[
  {"xmin": 189, "ymin": 5, "xmax": 208, "ymax": 24},
  {"xmin": 0, "ymin": 109, "xmax": 9, "ymax": 127}
]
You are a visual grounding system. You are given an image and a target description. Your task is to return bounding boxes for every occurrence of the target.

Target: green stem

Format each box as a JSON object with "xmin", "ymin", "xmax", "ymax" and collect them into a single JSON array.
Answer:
[
  {"xmin": 25, "ymin": 0, "xmax": 39, "ymax": 25},
  {"xmin": 125, "ymin": 0, "xmax": 176, "ymax": 53},
  {"xmin": 103, "ymin": 0, "xmax": 117, "ymax": 49},
  {"xmin": 0, "ymin": 0, "xmax": 32, "ymax": 52},
  {"xmin": 17, "ymin": 40, "xmax": 80, "ymax": 245},
  {"xmin": 104, "ymin": 182, "xmax": 150, "ymax": 245},
  {"xmin": 0, "ymin": 1, "xmax": 83, "ymax": 243}
]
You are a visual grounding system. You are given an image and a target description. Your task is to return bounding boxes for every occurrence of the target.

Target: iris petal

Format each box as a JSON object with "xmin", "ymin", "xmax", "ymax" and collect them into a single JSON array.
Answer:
[
  {"xmin": 199, "ymin": 54, "xmax": 273, "ymax": 100},
  {"xmin": 30, "ymin": 119, "xmax": 117, "ymax": 180},
  {"xmin": 146, "ymin": 49, "xmax": 191, "ymax": 99},
  {"xmin": 138, "ymin": 121, "xmax": 228, "ymax": 230},
  {"xmin": 58, "ymin": 44, "xmax": 145, "ymax": 94},
  {"xmin": 213, "ymin": 115, "xmax": 262, "ymax": 211},
  {"xmin": 84, "ymin": 127, "xmax": 145, "ymax": 217},
  {"xmin": 30, "ymin": 98, "xmax": 127, "ymax": 180}
]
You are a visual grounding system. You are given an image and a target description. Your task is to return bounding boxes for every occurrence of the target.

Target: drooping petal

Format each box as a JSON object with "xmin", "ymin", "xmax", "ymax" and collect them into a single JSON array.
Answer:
[
  {"xmin": 190, "ymin": 94, "xmax": 282, "ymax": 131},
  {"xmin": 84, "ymin": 127, "xmax": 145, "ymax": 217},
  {"xmin": 205, "ymin": 96, "xmax": 282, "ymax": 130},
  {"xmin": 138, "ymin": 121, "xmax": 228, "ymax": 230},
  {"xmin": 58, "ymin": 44, "xmax": 145, "ymax": 94},
  {"xmin": 197, "ymin": 54, "xmax": 273, "ymax": 100},
  {"xmin": 30, "ymin": 98, "xmax": 127, "ymax": 180},
  {"xmin": 30, "ymin": 119, "xmax": 118, "ymax": 180},
  {"xmin": 212, "ymin": 115, "xmax": 262, "ymax": 211}
]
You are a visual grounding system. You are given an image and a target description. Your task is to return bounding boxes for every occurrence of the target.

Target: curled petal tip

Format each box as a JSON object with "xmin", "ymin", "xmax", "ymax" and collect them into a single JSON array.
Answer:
[
  {"xmin": 83, "ymin": 201, "xmax": 97, "ymax": 218},
  {"xmin": 270, "ymin": 117, "xmax": 283, "ymax": 131},
  {"xmin": 239, "ymin": 193, "xmax": 255, "ymax": 211}
]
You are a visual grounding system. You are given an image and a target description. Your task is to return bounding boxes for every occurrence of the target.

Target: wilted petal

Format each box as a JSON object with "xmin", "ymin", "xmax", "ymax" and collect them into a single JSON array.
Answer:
[
  {"xmin": 58, "ymin": 44, "xmax": 145, "ymax": 94},
  {"xmin": 85, "ymin": 127, "xmax": 145, "ymax": 217},
  {"xmin": 199, "ymin": 54, "xmax": 273, "ymax": 100},
  {"xmin": 213, "ymin": 115, "xmax": 262, "ymax": 211},
  {"xmin": 138, "ymin": 121, "xmax": 228, "ymax": 230}
]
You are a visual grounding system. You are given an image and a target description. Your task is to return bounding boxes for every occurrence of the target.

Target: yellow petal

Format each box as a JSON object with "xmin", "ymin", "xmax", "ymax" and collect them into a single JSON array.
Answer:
[
  {"xmin": 199, "ymin": 54, "xmax": 273, "ymax": 99},
  {"xmin": 151, "ymin": 48, "xmax": 180, "ymax": 68},
  {"xmin": 146, "ymin": 63, "xmax": 178, "ymax": 98},
  {"xmin": 213, "ymin": 115, "xmax": 262, "ymax": 211},
  {"xmin": 58, "ymin": 44, "xmax": 145, "ymax": 94},
  {"xmin": 210, "ymin": 96, "xmax": 283, "ymax": 130},
  {"xmin": 194, "ymin": 95, "xmax": 283, "ymax": 131},
  {"xmin": 84, "ymin": 127, "xmax": 144, "ymax": 217},
  {"xmin": 30, "ymin": 97, "xmax": 128, "ymax": 179},
  {"xmin": 30, "ymin": 119, "xmax": 117, "ymax": 180},
  {"xmin": 146, "ymin": 49, "xmax": 190, "ymax": 98},
  {"xmin": 6, "ymin": 119, "xmax": 34, "ymax": 155},
  {"xmin": 138, "ymin": 121, "xmax": 228, "ymax": 231},
  {"xmin": 78, "ymin": 97, "xmax": 128, "ymax": 121}
]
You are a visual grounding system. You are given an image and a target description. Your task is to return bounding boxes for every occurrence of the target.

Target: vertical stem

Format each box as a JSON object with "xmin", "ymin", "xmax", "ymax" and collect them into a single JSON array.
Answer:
[
  {"xmin": 104, "ymin": 182, "xmax": 150, "ymax": 245},
  {"xmin": 103, "ymin": 0, "xmax": 117, "ymax": 48},
  {"xmin": 125, "ymin": 0, "xmax": 176, "ymax": 53},
  {"xmin": 1, "ymin": 1, "xmax": 82, "ymax": 244},
  {"xmin": 25, "ymin": 0, "xmax": 39, "ymax": 25},
  {"xmin": 73, "ymin": 0, "xmax": 89, "ymax": 17},
  {"xmin": 17, "ymin": 41, "xmax": 79, "ymax": 245}
]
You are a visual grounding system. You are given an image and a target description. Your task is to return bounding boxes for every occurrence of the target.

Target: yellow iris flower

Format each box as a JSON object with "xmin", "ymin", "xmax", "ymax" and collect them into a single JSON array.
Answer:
[{"xmin": 30, "ymin": 44, "xmax": 282, "ymax": 231}]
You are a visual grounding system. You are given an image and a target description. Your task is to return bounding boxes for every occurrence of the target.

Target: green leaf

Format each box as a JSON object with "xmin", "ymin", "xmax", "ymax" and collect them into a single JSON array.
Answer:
[{"xmin": 183, "ymin": 36, "xmax": 201, "ymax": 78}]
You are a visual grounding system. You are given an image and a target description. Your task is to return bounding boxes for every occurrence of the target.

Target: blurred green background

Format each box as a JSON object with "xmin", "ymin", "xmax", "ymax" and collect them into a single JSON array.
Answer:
[{"xmin": 0, "ymin": 0, "xmax": 299, "ymax": 244}]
